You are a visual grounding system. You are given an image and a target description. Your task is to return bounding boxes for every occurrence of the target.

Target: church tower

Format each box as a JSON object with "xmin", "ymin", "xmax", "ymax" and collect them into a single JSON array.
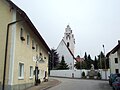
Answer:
[{"xmin": 63, "ymin": 25, "xmax": 75, "ymax": 54}]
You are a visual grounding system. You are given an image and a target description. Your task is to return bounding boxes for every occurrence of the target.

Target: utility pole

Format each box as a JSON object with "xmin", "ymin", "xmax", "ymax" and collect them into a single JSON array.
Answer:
[
  {"xmin": 103, "ymin": 45, "xmax": 107, "ymax": 80},
  {"xmin": 100, "ymin": 52, "xmax": 102, "ymax": 69}
]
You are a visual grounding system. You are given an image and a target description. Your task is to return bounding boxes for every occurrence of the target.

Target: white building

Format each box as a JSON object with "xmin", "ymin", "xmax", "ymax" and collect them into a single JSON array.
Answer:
[
  {"xmin": 63, "ymin": 25, "xmax": 75, "ymax": 54},
  {"xmin": 57, "ymin": 25, "xmax": 76, "ymax": 70},
  {"xmin": 107, "ymin": 41, "xmax": 120, "ymax": 74}
]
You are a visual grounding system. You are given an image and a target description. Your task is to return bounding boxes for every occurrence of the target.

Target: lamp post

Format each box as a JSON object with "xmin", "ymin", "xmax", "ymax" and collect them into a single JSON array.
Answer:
[
  {"xmin": 35, "ymin": 55, "xmax": 39, "ymax": 86},
  {"xmin": 102, "ymin": 45, "xmax": 107, "ymax": 80},
  {"xmin": 100, "ymin": 52, "xmax": 102, "ymax": 69},
  {"xmin": 34, "ymin": 54, "xmax": 45, "ymax": 85}
]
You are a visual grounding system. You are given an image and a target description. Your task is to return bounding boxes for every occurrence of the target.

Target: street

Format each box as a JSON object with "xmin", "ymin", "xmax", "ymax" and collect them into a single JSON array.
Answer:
[{"xmin": 48, "ymin": 77, "xmax": 112, "ymax": 90}]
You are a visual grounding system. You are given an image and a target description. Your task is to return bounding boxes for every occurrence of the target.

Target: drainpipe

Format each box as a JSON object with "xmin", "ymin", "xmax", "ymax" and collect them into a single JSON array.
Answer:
[{"xmin": 2, "ymin": 20, "xmax": 23, "ymax": 90}]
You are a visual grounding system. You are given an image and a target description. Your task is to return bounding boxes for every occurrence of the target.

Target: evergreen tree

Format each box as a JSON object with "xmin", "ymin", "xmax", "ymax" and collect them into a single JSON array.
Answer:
[
  {"xmin": 106, "ymin": 57, "xmax": 109, "ymax": 69},
  {"xmin": 97, "ymin": 51, "xmax": 105, "ymax": 69},
  {"xmin": 87, "ymin": 54, "xmax": 92, "ymax": 69},
  {"xmin": 81, "ymin": 61, "xmax": 87, "ymax": 69},
  {"xmin": 74, "ymin": 61, "xmax": 81, "ymax": 69},
  {"xmin": 84, "ymin": 52, "xmax": 88, "ymax": 69},
  {"xmin": 94, "ymin": 56, "xmax": 98, "ymax": 69},
  {"xmin": 57, "ymin": 56, "xmax": 69, "ymax": 70},
  {"xmin": 74, "ymin": 61, "xmax": 87, "ymax": 69},
  {"xmin": 84, "ymin": 52, "xmax": 88, "ymax": 61},
  {"xmin": 49, "ymin": 48, "xmax": 59, "ymax": 70}
]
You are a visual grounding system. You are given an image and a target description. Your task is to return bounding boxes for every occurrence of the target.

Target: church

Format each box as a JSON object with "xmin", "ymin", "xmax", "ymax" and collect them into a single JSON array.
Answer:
[{"xmin": 56, "ymin": 25, "xmax": 76, "ymax": 70}]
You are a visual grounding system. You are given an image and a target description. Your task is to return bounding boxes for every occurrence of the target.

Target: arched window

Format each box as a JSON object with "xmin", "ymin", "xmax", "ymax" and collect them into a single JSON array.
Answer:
[{"xmin": 66, "ymin": 35, "xmax": 70, "ymax": 40}]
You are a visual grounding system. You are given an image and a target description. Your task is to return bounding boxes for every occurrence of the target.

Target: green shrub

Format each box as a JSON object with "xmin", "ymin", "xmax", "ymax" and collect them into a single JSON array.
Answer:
[
  {"xmin": 97, "ymin": 72, "xmax": 101, "ymax": 79},
  {"xmin": 82, "ymin": 71, "xmax": 85, "ymax": 77}
]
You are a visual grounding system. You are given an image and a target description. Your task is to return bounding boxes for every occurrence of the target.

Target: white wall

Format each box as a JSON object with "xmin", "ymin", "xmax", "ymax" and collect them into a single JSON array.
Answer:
[
  {"xmin": 109, "ymin": 52, "xmax": 120, "ymax": 74},
  {"xmin": 50, "ymin": 69, "xmax": 110, "ymax": 80},
  {"xmin": 57, "ymin": 40, "xmax": 74, "ymax": 69},
  {"xmin": 63, "ymin": 25, "xmax": 75, "ymax": 54}
]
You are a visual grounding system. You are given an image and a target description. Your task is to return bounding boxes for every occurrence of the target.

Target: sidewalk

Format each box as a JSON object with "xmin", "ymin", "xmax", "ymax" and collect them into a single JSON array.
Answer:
[{"xmin": 25, "ymin": 79, "xmax": 61, "ymax": 90}]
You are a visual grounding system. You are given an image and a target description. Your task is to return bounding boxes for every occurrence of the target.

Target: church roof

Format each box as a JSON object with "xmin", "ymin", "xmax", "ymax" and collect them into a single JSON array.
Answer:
[{"xmin": 62, "ymin": 39, "xmax": 76, "ymax": 60}]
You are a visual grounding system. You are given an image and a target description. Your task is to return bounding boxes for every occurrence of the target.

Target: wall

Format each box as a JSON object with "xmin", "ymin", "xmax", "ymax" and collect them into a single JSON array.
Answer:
[
  {"xmin": 50, "ymin": 69, "xmax": 110, "ymax": 80},
  {"xmin": 0, "ymin": 1, "xmax": 49, "ymax": 90},
  {"xmin": 57, "ymin": 40, "xmax": 74, "ymax": 69},
  {"xmin": 11, "ymin": 12, "xmax": 49, "ymax": 87},
  {"xmin": 63, "ymin": 25, "xmax": 75, "ymax": 54},
  {"xmin": 109, "ymin": 52, "xmax": 120, "ymax": 74},
  {"xmin": 0, "ymin": 0, "xmax": 13, "ymax": 89}
]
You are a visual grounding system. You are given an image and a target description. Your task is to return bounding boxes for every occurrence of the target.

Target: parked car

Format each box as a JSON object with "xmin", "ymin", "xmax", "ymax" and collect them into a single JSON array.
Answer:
[
  {"xmin": 112, "ymin": 77, "xmax": 120, "ymax": 90},
  {"xmin": 109, "ymin": 73, "xmax": 120, "ymax": 86}
]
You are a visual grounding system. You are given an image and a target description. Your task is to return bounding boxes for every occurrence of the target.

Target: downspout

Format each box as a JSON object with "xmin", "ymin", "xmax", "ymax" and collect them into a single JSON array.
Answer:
[{"xmin": 2, "ymin": 20, "xmax": 23, "ymax": 90}]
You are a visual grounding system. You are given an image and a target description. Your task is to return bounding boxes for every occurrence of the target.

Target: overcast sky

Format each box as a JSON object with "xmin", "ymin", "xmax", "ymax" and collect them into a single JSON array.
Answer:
[{"xmin": 11, "ymin": 0, "xmax": 120, "ymax": 59}]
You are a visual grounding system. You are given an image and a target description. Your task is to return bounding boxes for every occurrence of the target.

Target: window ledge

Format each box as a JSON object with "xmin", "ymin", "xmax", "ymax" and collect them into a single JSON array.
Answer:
[
  {"xmin": 29, "ymin": 77, "xmax": 33, "ymax": 80},
  {"xmin": 18, "ymin": 77, "xmax": 24, "ymax": 80}
]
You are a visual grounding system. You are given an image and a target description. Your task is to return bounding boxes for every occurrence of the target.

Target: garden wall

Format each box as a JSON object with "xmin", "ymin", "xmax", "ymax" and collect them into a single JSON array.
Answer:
[{"xmin": 50, "ymin": 69, "xmax": 110, "ymax": 80}]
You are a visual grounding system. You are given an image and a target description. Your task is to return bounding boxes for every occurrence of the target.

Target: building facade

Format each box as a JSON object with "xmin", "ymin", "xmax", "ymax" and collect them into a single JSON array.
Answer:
[
  {"xmin": 0, "ymin": 0, "xmax": 50, "ymax": 90},
  {"xmin": 107, "ymin": 41, "xmax": 120, "ymax": 74},
  {"xmin": 57, "ymin": 25, "xmax": 75, "ymax": 70},
  {"xmin": 63, "ymin": 25, "xmax": 75, "ymax": 54}
]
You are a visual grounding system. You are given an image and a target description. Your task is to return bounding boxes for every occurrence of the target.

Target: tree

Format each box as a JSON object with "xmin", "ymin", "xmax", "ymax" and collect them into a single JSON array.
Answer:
[
  {"xmin": 94, "ymin": 56, "xmax": 98, "ymax": 69},
  {"xmin": 97, "ymin": 51, "xmax": 105, "ymax": 69},
  {"xmin": 49, "ymin": 48, "xmax": 59, "ymax": 70},
  {"xmin": 74, "ymin": 61, "xmax": 87, "ymax": 69},
  {"xmin": 86, "ymin": 54, "xmax": 92, "ymax": 69},
  {"xmin": 84, "ymin": 52, "xmax": 88, "ymax": 69},
  {"xmin": 106, "ymin": 57, "xmax": 109, "ymax": 69},
  {"xmin": 81, "ymin": 61, "xmax": 87, "ymax": 69},
  {"xmin": 74, "ymin": 61, "xmax": 80, "ymax": 69},
  {"xmin": 84, "ymin": 52, "xmax": 88, "ymax": 61},
  {"xmin": 57, "ymin": 56, "xmax": 69, "ymax": 70}
]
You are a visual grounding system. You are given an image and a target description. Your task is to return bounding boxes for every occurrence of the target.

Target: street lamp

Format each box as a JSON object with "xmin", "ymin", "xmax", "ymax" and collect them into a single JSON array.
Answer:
[
  {"xmin": 34, "ymin": 54, "xmax": 45, "ymax": 85},
  {"xmin": 102, "ymin": 45, "xmax": 107, "ymax": 79}
]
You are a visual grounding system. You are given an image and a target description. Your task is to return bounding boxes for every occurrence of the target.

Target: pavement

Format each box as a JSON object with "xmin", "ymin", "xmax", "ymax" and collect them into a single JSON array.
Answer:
[
  {"xmin": 25, "ymin": 78, "xmax": 61, "ymax": 90},
  {"xmin": 48, "ymin": 77, "xmax": 112, "ymax": 90}
]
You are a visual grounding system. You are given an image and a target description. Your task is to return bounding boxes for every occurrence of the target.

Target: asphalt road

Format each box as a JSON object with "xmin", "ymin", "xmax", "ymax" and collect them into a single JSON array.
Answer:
[{"xmin": 48, "ymin": 77, "xmax": 112, "ymax": 90}]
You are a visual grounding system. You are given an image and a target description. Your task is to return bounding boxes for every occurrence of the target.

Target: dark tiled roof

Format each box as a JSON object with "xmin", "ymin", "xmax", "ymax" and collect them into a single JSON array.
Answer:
[{"xmin": 6, "ymin": 0, "xmax": 50, "ymax": 52}]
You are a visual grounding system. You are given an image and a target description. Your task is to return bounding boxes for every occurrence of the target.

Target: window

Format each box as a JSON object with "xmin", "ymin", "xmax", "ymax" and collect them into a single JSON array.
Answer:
[
  {"xmin": 27, "ymin": 34, "xmax": 30, "ymax": 45},
  {"xmin": 66, "ymin": 35, "xmax": 70, "ymax": 40},
  {"xmin": 115, "ymin": 58, "xmax": 118, "ymax": 63},
  {"xmin": 20, "ymin": 28, "xmax": 25, "ymax": 41},
  {"xmin": 32, "ymin": 40, "xmax": 35, "ymax": 49},
  {"xmin": 20, "ymin": 28, "xmax": 23, "ymax": 37},
  {"xmin": 115, "ymin": 69, "xmax": 119, "ymax": 74},
  {"xmin": 18, "ymin": 63, "xmax": 24, "ymax": 79},
  {"xmin": 30, "ymin": 66, "xmax": 33, "ymax": 78}
]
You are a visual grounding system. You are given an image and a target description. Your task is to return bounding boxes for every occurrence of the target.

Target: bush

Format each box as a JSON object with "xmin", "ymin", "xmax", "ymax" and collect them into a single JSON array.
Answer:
[
  {"xmin": 81, "ymin": 71, "xmax": 85, "ymax": 78},
  {"xmin": 97, "ymin": 72, "xmax": 101, "ymax": 79}
]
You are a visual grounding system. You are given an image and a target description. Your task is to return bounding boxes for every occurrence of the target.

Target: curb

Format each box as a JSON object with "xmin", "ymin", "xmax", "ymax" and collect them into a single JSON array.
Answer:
[
  {"xmin": 50, "ymin": 76, "xmax": 108, "ymax": 81},
  {"xmin": 25, "ymin": 79, "xmax": 61, "ymax": 90},
  {"xmin": 41, "ymin": 80, "xmax": 61, "ymax": 90}
]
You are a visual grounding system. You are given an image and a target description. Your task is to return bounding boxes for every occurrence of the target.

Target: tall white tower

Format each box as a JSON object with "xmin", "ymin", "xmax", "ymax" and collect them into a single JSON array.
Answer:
[{"xmin": 63, "ymin": 25, "xmax": 75, "ymax": 54}]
